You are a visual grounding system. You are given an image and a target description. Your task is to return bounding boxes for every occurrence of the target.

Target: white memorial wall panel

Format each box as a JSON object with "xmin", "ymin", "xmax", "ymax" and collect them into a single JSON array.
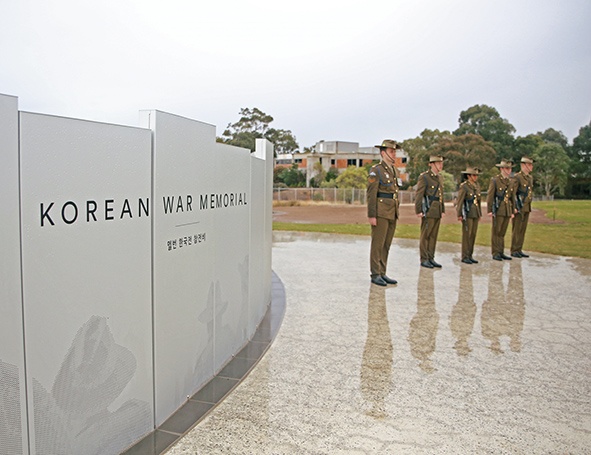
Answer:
[
  {"xmin": 212, "ymin": 143, "xmax": 252, "ymax": 368},
  {"xmin": 2, "ymin": 97, "xmax": 273, "ymax": 453},
  {"xmin": 248, "ymin": 139, "xmax": 273, "ymax": 333},
  {"xmin": 0, "ymin": 94, "xmax": 28, "ymax": 455},
  {"xmin": 19, "ymin": 113, "xmax": 154, "ymax": 454},
  {"xmin": 140, "ymin": 110, "xmax": 220, "ymax": 425},
  {"xmin": 259, "ymin": 139, "xmax": 274, "ymax": 315}
]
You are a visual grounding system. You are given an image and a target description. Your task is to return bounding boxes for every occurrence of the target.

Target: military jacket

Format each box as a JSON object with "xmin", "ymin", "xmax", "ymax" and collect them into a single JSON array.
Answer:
[
  {"xmin": 456, "ymin": 181, "xmax": 482, "ymax": 219},
  {"xmin": 486, "ymin": 175, "xmax": 515, "ymax": 217},
  {"xmin": 367, "ymin": 161, "xmax": 400, "ymax": 220},
  {"xmin": 512, "ymin": 172, "xmax": 533, "ymax": 213},
  {"xmin": 415, "ymin": 170, "xmax": 445, "ymax": 218}
]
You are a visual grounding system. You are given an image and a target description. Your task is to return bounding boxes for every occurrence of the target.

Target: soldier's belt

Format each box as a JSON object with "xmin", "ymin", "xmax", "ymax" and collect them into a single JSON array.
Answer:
[
  {"xmin": 377, "ymin": 192, "xmax": 396, "ymax": 199},
  {"xmin": 429, "ymin": 196, "xmax": 440, "ymax": 201}
]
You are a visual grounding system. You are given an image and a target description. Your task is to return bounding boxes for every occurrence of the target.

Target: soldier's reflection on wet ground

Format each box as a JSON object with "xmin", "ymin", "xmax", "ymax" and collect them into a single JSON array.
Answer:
[
  {"xmin": 360, "ymin": 285, "xmax": 393, "ymax": 418},
  {"xmin": 166, "ymin": 235, "xmax": 590, "ymax": 454},
  {"xmin": 481, "ymin": 261, "xmax": 526, "ymax": 354},
  {"xmin": 450, "ymin": 265, "xmax": 477, "ymax": 356},
  {"xmin": 408, "ymin": 268, "xmax": 439, "ymax": 373}
]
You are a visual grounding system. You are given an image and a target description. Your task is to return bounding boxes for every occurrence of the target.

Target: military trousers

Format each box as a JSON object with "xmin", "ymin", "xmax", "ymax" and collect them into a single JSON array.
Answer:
[
  {"xmin": 419, "ymin": 216, "xmax": 441, "ymax": 262},
  {"xmin": 491, "ymin": 215, "xmax": 511, "ymax": 256},
  {"xmin": 461, "ymin": 218, "xmax": 479, "ymax": 260},
  {"xmin": 511, "ymin": 211, "xmax": 530, "ymax": 254},
  {"xmin": 370, "ymin": 216, "xmax": 397, "ymax": 278}
]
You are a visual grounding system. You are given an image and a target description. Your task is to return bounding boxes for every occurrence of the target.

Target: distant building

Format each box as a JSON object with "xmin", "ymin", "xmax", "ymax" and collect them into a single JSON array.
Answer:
[{"xmin": 275, "ymin": 140, "xmax": 409, "ymax": 186}]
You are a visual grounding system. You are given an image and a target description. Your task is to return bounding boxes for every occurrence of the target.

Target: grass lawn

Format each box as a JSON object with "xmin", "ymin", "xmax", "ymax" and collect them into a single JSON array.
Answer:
[{"xmin": 273, "ymin": 200, "xmax": 591, "ymax": 259}]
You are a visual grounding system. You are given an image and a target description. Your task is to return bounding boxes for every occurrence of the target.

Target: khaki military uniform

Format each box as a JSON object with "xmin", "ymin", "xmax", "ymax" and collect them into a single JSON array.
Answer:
[
  {"xmin": 511, "ymin": 171, "xmax": 533, "ymax": 255},
  {"xmin": 415, "ymin": 170, "xmax": 445, "ymax": 263},
  {"xmin": 486, "ymin": 175, "xmax": 515, "ymax": 256},
  {"xmin": 456, "ymin": 180, "xmax": 482, "ymax": 261},
  {"xmin": 367, "ymin": 161, "xmax": 400, "ymax": 278}
]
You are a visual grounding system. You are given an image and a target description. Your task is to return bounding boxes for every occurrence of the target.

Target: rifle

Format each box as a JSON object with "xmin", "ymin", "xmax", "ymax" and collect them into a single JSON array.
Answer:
[
  {"xmin": 462, "ymin": 198, "xmax": 470, "ymax": 232},
  {"xmin": 421, "ymin": 174, "xmax": 441, "ymax": 232},
  {"xmin": 492, "ymin": 194, "xmax": 500, "ymax": 218},
  {"xmin": 422, "ymin": 194, "xmax": 431, "ymax": 217},
  {"xmin": 515, "ymin": 179, "xmax": 530, "ymax": 220},
  {"xmin": 515, "ymin": 192, "xmax": 524, "ymax": 215},
  {"xmin": 491, "ymin": 179, "xmax": 503, "ymax": 228},
  {"xmin": 421, "ymin": 194, "xmax": 430, "ymax": 231},
  {"xmin": 421, "ymin": 174, "xmax": 439, "ymax": 217}
]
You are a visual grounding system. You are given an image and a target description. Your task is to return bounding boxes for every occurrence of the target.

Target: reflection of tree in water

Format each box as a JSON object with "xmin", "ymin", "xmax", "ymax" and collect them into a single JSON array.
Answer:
[
  {"xmin": 450, "ymin": 266, "xmax": 477, "ymax": 356},
  {"xmin": 361, "ymin": 286, "xmax": 393, "ymax": 418},
  {"xmin": 408, "ymin": 269, "xmax": 439, "ymax": 373},
  {"xmin": 481, "ymin": 262, "xmax": 526, "ymax": 354}
]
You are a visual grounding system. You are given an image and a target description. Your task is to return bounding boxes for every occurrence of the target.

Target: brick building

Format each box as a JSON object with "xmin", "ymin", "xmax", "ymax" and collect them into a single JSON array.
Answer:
[{"xmin": 275, "ymin": 140, "xmax": 409, "ymax": 186}]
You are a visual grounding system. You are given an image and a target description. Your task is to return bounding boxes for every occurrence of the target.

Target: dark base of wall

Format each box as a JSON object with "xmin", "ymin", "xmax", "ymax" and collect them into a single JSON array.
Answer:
[{"xmin": 121, "ymin": 272, "xmax": 286, "ymax": 455}]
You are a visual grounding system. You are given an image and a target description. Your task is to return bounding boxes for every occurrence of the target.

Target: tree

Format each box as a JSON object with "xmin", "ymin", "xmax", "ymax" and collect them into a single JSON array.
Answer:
[
  {"xmin": 570, "ymin": 123, "xmax": 591, "ymax": 197},
  {"xmin": 403, "ymin": 129, "xmax": 453, "ymax": 184},
  {"xmin": 454, "ymin": 104, "xmax": 516, "ymax": 160},
  {"xmin": 326, "ymin": 166, "xmax": 339, "ymax": 182},
  {"xmin": 273, "ymin": 166, "xmax": 287, "ymax": 185},
  {"xmin": 335, "ymin": 166, "xmax": 368, "ymax": 189},
  {"xmin": 220, "ymin": 107, "xmax": 299, "ymax": 154},
  {"xmin": 224, "ymin": 107, "xmax": 273, "ymax": 136},
  {"xmin": 431, "ymin": 134, "xmax": 497, "ymax": 184},
  {"xmin": 439, "ymin": 170, "xmax": 456, "ymax": 194},
  {"xmin": 309, "ymin": 161, "xmax": 326, "ymax": 188},
  {"xmin": 265, "ymin": 128, "xmax": 299, "ymax": 154},
  {"xmin": 320, "ymin": 179, "xmax": 337, "ymax": 188},
  {"xmin": 514, "ymin": 134, "xmax": 544, "ymax": 163},
  {"xmin": 532, "ymin": 143, "xmax": 571, "ymax": 197},
  {"xmin": 538, "ymin": 128, "xmax": 569, "ymax": 150},
  {"xmin": 278, "ymin": 164, "xmax": 306, "ymax": 187}
]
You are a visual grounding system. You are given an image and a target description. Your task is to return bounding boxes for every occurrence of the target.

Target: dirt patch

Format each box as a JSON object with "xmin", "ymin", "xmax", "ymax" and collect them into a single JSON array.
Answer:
[{"xmin": 272, "ymin": 203, "xmax": 562, "ymax": 225}]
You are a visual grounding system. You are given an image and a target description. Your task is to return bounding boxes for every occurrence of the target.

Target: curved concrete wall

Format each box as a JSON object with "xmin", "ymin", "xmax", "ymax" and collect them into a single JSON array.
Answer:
[{"xmin": 0, "ymin": 94, "xmax": 273, "ymax": 455}]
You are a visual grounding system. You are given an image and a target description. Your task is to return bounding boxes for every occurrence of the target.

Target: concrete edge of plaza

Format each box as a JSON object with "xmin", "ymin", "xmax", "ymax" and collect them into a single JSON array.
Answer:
[{"xmin": 120, "ymin": 272, "xmax": 287, "ymax": 455}]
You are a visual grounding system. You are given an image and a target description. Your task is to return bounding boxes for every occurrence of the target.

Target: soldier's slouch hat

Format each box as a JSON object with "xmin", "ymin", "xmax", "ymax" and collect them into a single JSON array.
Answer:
[
  {"xmin": 375, "ymin": 139, "xmax": 401, "ymax": 150},
  {"xmin": 461, "ymin": 167, "xmax": 480, "ymax": 175},
  {"xmin": 495, "ymin": 159, "xmax": 513, "ymax": 168}
]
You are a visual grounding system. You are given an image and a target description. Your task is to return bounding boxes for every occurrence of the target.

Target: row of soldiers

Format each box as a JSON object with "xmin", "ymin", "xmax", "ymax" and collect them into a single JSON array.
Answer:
[
  {"xmin": 367, "ymin": 139, "xmax": 535, "ymax": 286},
  {"xmin": 452, "ymin": 156, "xmax": 534, "ymax": 263}
]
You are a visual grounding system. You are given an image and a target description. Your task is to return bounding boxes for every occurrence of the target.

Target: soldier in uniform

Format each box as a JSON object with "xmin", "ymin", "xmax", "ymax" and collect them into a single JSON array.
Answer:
[
  {"xmin": 486, "ymin": 159, "xmax": 515, "ymax": 261},
  {"xmin": 415, "ymin": 155, "xmax": 445, "ymax": 268},
  {"xmin": 511, "ymin": 156, "xmax": 534, "ymax": 258},
  {"xmin": 367, "ymin": 139, "xmax": 401, "ymax": 286},
  {"xmin": 456, "ymin": 167, "xmax": 482, "ymax": 264}
]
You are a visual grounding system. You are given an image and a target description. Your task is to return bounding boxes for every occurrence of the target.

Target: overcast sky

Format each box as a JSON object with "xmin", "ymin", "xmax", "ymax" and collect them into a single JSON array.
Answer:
[{"xmin": 1, "ymin": 0, "xmax": 590, "ymax": 149}]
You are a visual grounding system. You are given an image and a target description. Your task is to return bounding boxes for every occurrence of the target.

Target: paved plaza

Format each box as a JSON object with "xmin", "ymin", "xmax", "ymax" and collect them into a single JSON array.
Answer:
[{"xmin": 167, "ymin": 232, "xmax": 591, "ymax": 454}]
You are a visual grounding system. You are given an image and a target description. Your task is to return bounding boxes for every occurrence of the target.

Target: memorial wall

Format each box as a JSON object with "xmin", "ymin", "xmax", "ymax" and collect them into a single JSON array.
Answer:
[{"xmin": 0, "ymin": 94, "xmax": 273, "ymax": 455}]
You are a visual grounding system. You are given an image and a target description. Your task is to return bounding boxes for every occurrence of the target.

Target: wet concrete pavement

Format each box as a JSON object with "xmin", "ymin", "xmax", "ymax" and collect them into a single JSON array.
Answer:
[{"xmin": 167, "ymin": 232, "xmax": 591, "ymax": 454}]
